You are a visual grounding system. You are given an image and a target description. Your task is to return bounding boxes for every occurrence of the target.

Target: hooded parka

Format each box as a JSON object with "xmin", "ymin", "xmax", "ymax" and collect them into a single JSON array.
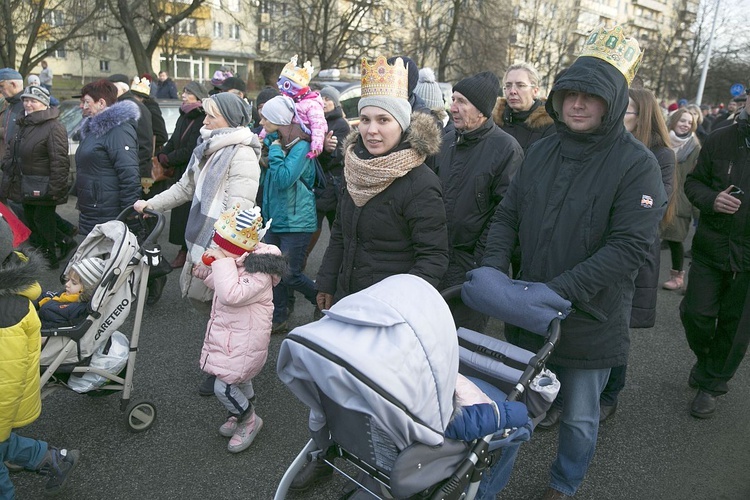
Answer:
[{"xmin": 483, "ymin": 57, "xmax": 667, "ymax": 369}]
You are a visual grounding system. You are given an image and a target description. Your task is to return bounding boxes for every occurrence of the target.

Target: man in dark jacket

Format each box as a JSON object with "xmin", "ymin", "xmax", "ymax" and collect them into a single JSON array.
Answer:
[
  {"xmin": 0, "ymin": 68, "xmax": 25, "ymax": 166},
  {"xmin": 108, "ymin": 75, "xmax": 153, "ymax": 182},
  {"xmin": 480, "ymin": 27, "xmax": 665, "ymax": 499},
  {"xmin": 680, "ymin": 92, "xmax": 750, "ymax": 419},
  {"xmin": 432, "ymin": 70, "xmax": 523, "ymax": 329},
  {"xmin": 153, "ymin": 71, "xmax": 178, "ymax": 99}
]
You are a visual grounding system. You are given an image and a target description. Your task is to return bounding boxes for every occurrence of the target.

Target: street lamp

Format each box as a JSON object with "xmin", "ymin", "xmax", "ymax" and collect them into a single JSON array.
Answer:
[{"xmin": 695, "ymin": 0, "xmax": 721, "ymax": 105}]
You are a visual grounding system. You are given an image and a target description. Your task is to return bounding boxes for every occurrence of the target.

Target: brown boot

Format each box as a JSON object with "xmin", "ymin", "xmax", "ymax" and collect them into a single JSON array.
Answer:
[
  {"xmin": 662, "ymin": 269, "xmax": 684, "ymax": 290},
  {"xmin": 170, "ymin": 249, "xmax": 187, "ymax": 268}
]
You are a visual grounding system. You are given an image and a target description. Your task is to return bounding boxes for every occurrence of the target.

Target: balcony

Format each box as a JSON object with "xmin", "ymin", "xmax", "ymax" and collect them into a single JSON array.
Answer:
[
  {"xmin": 632, "ymin": 0, "xmax": 666, "ymax": 13},
  {"xmin": 162, "ymin": 2, "xmax": 211, "ymax": 19},
  {"xmin": 176, "ymin": 35, "xmax": 211, "ymax": 50}
]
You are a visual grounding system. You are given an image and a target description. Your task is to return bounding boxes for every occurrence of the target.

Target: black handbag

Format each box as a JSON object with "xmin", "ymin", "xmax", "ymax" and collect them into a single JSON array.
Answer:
[{"xmin": 21, "ymin": 175, "xmax": 51, "ymax": 200}]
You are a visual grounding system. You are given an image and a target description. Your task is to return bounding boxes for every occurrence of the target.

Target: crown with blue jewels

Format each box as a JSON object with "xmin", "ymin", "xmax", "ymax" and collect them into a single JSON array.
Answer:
[
  {"xmin": 578, "ymin": 25, "xmax": 643, "ymax": 86},
  {"xmin": 360, "ymin": 56, "xmax": 408, "ymax": 100}
]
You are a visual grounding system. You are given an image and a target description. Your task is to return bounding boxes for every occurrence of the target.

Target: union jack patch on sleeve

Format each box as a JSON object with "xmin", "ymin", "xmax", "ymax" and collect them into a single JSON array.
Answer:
[{"xmin": 640, "ymin": 195, "xmax": 653, "ymax": 208}]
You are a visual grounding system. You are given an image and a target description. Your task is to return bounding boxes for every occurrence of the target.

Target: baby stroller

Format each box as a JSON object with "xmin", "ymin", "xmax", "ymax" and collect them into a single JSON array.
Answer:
[
  {"xmin": 38, "ymin": 207, "xmax": 166, "ymax": 432},
  {"xmin": 275, "ymin": 272, "xmax": 564, "ymax": 499}
]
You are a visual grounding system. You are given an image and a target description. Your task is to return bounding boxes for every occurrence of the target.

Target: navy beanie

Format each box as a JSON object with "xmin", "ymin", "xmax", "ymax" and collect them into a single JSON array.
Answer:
[{"xmin": 453, "ymin": 71, "xmax": 500, "ymax": 118}]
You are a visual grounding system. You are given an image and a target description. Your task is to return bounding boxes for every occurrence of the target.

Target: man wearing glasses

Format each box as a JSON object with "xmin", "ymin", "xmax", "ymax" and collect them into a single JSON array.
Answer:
[
  {"xmin": 681, "ymin": 86, "xmax": 750, "ymax": 419},
  {"xmin": 432, "ymin": 71, "xmax": 523, "ymax": 330},
  {"xmin": 493, "ymin": 62, "xmax": 555, "ymax": 152}
]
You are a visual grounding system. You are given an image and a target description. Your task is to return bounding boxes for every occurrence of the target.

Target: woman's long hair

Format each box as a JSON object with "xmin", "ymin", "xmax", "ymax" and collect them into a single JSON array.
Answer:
[{"xmin": 628, "ymin": 88, "xmax": 676, "ymax": 226}]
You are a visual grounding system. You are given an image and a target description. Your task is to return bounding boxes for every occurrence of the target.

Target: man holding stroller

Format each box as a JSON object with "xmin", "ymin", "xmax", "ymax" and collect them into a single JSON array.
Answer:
[{"xmin": 481, "ymin": 26, "xmax": 666, "ymax": 499}]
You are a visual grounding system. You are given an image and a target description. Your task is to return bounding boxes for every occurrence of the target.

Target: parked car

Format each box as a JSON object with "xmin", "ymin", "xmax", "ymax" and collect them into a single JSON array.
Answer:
[
  {"xmin": 310, "ymin": 78, "xmax": 361, "ymax": 127},
  {"xmin": 58, "ymin": 99, "xmax": 182, "ymax": 185}
]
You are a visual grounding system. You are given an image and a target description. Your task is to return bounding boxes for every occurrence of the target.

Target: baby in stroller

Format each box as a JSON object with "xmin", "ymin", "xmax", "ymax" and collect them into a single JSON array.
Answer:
[
  {"xmin": 277, "ymin": 273, "xmax": 564, "ymax": 500},
  {"xmin": 37, "ymin": 257, "xmax": 106, "ymax": 329}
]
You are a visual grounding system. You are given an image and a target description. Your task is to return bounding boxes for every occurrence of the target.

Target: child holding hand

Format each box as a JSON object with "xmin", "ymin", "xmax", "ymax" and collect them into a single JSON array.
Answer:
[{"xmin": 192, "ymin": 205, "xmax": 287, "ymax": 453}]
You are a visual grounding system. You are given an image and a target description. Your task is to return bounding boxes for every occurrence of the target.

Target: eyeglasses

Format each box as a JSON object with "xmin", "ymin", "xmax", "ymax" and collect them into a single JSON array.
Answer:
[{"xmin": 503, "ymin": 83, "xmax": 532, "ymax": 91}]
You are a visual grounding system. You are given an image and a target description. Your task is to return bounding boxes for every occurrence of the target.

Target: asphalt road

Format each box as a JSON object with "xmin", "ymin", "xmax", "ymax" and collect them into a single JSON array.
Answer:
[{"xmin": 12, "ymin": 200, "xmax": 750, "ymax": 500}]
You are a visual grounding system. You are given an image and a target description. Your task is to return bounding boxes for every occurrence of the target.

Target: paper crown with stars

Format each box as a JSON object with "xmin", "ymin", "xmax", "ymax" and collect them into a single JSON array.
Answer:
[
  {"xmin": 360, "ymin": 56, "xmax": 409, "ymax": 100},
  {"xmin": 279, "ymin": 55, "xmax": 314, "ymax": 88},
  {"xmin": 578, "ymin": 25, "xmax": 643, "ymax": 86}
]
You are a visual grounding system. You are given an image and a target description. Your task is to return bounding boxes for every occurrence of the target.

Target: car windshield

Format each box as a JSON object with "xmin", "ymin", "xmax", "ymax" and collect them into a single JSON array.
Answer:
[{"xmin": 57, "ymin": 100, "xmax": 83, "ymax": 137}]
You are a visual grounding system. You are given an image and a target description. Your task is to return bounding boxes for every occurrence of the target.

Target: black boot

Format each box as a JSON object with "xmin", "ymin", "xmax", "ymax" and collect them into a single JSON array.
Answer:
[
  {"xmin": 289, "ymin": 457, "xmax": 334, "ymax": 492},
  {"xmin": 57, "ymin": 236, "xmax": 78, "ymax": 262},
  {"xmin": 37, "ymin": 447, "xmax": 80, "ymax": 496},
  {"xmin": 42, "ymin": 246, "xmax": 59, "ymax": 270}
]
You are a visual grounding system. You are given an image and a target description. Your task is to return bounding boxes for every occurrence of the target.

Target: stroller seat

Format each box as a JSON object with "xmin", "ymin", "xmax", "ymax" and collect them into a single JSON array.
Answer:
[{"xmin": 276, "ymin": 273, "xmax": 563, "ymax": 499}]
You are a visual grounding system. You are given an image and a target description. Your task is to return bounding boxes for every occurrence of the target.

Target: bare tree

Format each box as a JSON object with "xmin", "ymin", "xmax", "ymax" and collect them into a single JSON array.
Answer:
[
  {"xmin": 0, "ymin": 0, "xmax": 103, "ymax": 75},
  {"xmin": 107, "ymin": 0, "xmax": 207, "ymax": 76}
]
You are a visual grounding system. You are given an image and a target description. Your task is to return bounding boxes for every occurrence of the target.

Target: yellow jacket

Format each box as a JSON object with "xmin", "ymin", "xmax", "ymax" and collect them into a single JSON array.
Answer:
[{"xmin": 0, "ymin": 251, "xmax": 43, "ymax": 441}]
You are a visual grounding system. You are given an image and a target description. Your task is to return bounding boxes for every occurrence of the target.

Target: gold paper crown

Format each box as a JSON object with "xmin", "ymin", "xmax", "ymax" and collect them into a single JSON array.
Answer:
[
  {"xmin": 130, "ymin": 76, "xmax": 151, "ymax": 96},
  {"xmin": 214, "ymin": 204, "xmax": 268, "ymax": 253},
  {"xmin": 279, "ymin": 55, "xmax": 314, "ymax": 87},
  {"xmin": 578, "ymin": 25, "xmax": 643, "ymax": 86},
  {"xmin": 360, "ymin": 56, "xmax": 408, "ymax": 100}
]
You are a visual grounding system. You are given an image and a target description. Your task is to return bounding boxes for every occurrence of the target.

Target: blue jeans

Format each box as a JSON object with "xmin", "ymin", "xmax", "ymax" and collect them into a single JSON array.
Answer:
[
  {"xmin": 264, "ymin": 231, "xmax": 317, "ymax": 324},
  {"xmin": 470, "ymin": 378, "xmax": 525, "ymax": 499},
  {"xmin": 0, "ymin": 433, "xmax": 48, "ymax": 499},
  {"xmin": 549, "ymin": 365, "xmax": 611, "ymax": 496}
]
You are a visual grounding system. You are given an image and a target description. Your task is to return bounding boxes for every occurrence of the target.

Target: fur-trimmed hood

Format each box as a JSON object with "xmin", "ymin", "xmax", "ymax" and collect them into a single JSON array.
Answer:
[
  {"xmin": 0, "ymin": 250, "xmax": 45, "ymax": 298},
  {"xmin": 492, "ymin": 97, "xmax": 553, "ymax": 131},
  {"xmin": 343, "ymin": 112, "xmax": 442, "ymax": 158},
  {"xmin": 243, "ymin": 251, "xmax": 289, "ymax": 282},
  {"xmin": 79, "ymin": 100, "xmax": 141, "ymax": 140}
]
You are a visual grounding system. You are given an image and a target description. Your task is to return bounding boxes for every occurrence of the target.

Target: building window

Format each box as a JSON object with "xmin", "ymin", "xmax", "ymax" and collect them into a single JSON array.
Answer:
[
  {"xmin": 100, "ymin": 60, "xmax": 110, "ymax": 72},
  {"xmin": 177, "ymin": 19, "xmax": 197, "ymax": 36},
  {"xmin": 213, "ymin": 21, "xmax": 223, "ymax": 38},
  {"xmin": 46, "ymin": 41, "xmax": 66, "ymax": 58},
  {"xmin": 43, "ymin": 9, "xmax": 65, "ymax": 27},
  {"xmin": 260, "ymin": 27, "xmax": 271, "ymax": 42},
  {"xmin": 96, "ymin": 31, "xmax": 108, "ymax": 42},
  {"xmin": 229, "ymin": 24, "xmax": 241, "ymax": 40},
  {"xmin": 260, "ymin": 0, "xmax": 269, "ymax": 14}
]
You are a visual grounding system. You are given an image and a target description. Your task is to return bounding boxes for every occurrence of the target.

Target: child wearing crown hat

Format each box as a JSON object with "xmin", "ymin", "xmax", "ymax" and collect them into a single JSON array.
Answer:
[
  {"xmin": 270, "ymin": 55, "xmax": 328, "ymax": 158},
  {"xmin": 192, "ymin": 204, "xmax": 288, "ymax": 453}
]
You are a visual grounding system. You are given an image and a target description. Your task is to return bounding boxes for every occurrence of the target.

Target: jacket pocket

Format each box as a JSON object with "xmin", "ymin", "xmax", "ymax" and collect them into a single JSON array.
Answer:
[{"xmin": 474, "ymin": 174, "xmax": 491, "ymax": 213}]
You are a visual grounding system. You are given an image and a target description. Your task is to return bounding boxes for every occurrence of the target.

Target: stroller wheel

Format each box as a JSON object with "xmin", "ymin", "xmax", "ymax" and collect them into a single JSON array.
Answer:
[{"xmin": 125, "ymin": 400, "xmax": 157, "ymax": 432}]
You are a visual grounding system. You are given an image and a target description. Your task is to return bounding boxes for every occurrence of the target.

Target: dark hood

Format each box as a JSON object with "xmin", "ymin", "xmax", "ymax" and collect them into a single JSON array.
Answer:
[{"xmin": 546, "ymin": 56, "xmax": 629, "ymax": 152}]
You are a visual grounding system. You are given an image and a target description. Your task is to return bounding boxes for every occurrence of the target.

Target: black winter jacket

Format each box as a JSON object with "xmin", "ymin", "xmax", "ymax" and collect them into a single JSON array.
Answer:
[
  {"xmin": 158, "ymin": 104, "xmax": 205, "ymax": 177},
  {"xmin": 315, "ymin": 106, "xmax": 351, "ymax": 213},
  {"xmin": 432, "ymin": 118, "xmax": 523, "ymax": 287},
  {"xmin": 483, "ymin": 57, "xmax": 667, "ymax": 368},
  {"xmin": 685, "ymin": 114, "xmax": 750, "ymax": 272},
  {"xmin": 0, "ymin": 107, "xmax": 69, "ymax": 205},
  {"xmin": 316, "ymin": 112, "xmax": 448, "ymax": 301},
  {"xmin": 117, "ymin": 91, "xmax": 153, "ymax": 177},
  {"xmin": 74, "ymin": 101, "xmax": 141, "ymax": 235},
  {"xmin": 492, "ymin": 98, "xmax": 555, "ymax": 152},
  {"xmin": 142, "ymin": 98, "xmax": 168, "ymax": 149}
]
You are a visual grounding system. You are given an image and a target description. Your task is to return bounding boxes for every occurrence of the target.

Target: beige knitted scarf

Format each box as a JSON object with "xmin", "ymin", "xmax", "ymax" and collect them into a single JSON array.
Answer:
[{"xmin": 344, "ymin": 145, "xmax": 425, "ymax": 207}]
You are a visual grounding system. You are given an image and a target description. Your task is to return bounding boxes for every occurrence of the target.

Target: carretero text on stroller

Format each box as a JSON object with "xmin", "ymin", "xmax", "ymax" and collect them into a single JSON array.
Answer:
[
  {"xmin": 276, "ymin": 273, "xmax": 566, "ymax": 499},
  {"xmin": 38, "ymin": 208, "xmax": 166, "ymax": 432}
]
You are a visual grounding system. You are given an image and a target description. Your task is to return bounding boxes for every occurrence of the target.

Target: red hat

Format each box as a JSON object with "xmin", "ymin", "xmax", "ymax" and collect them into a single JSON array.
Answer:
[{"xmin": 667, "ymin": 102, "xmax": 679, "ymax": 112}]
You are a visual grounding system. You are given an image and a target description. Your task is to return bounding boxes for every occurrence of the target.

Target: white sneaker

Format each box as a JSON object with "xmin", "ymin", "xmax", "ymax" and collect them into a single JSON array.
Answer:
[
  {"xmin": 219, "ymin": 415, "xmax": 238, "ymax": 437},
  {"xmin": 227, "ymin": 414, "xmax": 263, "ymax": 453}
]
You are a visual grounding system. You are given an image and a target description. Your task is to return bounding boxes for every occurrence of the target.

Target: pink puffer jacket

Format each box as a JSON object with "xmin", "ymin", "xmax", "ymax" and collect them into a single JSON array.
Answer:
[{"xmin": 200, "ymin": 243, "xmax": 287, "ymax": 384}]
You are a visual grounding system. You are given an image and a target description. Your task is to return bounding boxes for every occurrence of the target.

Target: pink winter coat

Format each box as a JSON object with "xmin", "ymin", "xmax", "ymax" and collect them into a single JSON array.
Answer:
[
  {"xmin": 294, "ymin": 91, "xmax": 328, "ymax": 154},
  {"xmin": 199, "ymin": 242, "xmax": 288, "ymax": 384}
]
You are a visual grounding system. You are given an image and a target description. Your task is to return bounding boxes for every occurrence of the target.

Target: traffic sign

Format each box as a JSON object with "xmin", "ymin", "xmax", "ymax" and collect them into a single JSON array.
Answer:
[{"xmin": 730, "ymin": 83, "xmax": 745, "ymax": 97}]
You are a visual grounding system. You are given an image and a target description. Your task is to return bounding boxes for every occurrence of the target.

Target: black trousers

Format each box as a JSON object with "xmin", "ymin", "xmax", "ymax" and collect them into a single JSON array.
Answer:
[
  {"xmin": 680, "ymin": 260, "xmax": 750, "ymax": 396},
  {"xmin": 22, "ymin": 203, "xmax": 56, "ymax": 250}
]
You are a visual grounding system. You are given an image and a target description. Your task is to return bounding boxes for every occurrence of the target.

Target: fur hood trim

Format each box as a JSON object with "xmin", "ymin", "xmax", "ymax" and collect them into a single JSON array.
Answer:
[
  {"xmin": 492, "ymin": 97, "xmax": 553, "ymax": 130},
  {"xmin": 0, "ymin": 250, "xmax": 45, "ymax": 297},
  {"xmin": 343, "ymin": 112, "xmax": 442, "ymax": 158},
  {"xmin": 79, "ymin": 100, "xmax": 141, "ymax": 140},
  {"xmin": 243, "ymin": 251, "xmax": 289, "ymax": 278}
]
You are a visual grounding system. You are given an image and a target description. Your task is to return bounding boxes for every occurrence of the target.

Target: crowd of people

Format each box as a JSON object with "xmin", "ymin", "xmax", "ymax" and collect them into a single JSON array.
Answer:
[{"xmin": 1, "ymin": 22, "xmax": 749, "ymax": 499}]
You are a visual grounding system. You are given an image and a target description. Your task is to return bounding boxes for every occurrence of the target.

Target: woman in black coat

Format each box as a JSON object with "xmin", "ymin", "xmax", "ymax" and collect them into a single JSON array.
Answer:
[
  {"xmin": 154, "ymin": 81, "xmax": 207, "ymax": 268},
  {"xmin": 74, "ymin": 80, "xmax": 141, "ymax": 236},
  {"xmin": 315, "ymin": 101, "xmax": 448, "ymax": 307},
  {"xmin": 0, "ymin": 85, "xmax": 69, "ymax": 268},
  {"xmin": 599, "ymin": 88, "xmax": 676, "ymax": 420}
]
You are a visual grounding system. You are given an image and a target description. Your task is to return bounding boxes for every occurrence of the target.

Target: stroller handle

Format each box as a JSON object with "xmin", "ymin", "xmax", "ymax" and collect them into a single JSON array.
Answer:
[{"xmin": 116, "ymin": 206, "xmax": 166, "ymax": 247}]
